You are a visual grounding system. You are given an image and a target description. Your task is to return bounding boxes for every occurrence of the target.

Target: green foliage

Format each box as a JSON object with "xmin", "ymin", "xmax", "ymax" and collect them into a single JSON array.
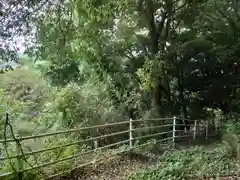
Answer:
[
  {"xmin": 222, "ymin": 133, "xmax": 240, "ymax": 159},
  {"xmin": 222, "ymin": 114, "xmax": 240, "ymax": 159},
  {"xmin": 225, "ymin": 114, "xmax": 240, "ymax": 135},
  {"xmin": 128, "ymin": 145, "xmax": 240, "ymax": 180},
  {"xmin": 53, "ymin": 75, "xmax": 121, "ymax": 127},
  {"xmin": 0, "ymin": 66, "xmax": 85, "ymax": 179},
  {"xmin": 5, "ymin": 172, "xmax": 38, "ymax": 180},
  {"xmin": 0, "ymin": 67, "xmax": 55, "ymax": 137},
  {"xmin": 0, "ymin": 67, "xmax": 52, "ymax": 109},
  {"xmin": 0, "ymin": 0, "xmax": 240, "ymax": 179},
  {"xmin": 136, "ymin": 59, "xmax": 160, "ymax": 91},
  {"xmin": 43, "ymin": 59, "xmax": 81, "ymax": 86}
]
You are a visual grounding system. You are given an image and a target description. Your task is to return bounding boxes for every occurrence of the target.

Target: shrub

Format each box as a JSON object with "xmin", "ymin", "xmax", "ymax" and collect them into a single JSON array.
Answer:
[
  {"xmin": 0, "ymin": 67, "xmax": 55, "ymax": 137},
  {"xmin": 222, "ymin": 133, "xmax": 240, "ymax": 159},
  {"xmin": 53, "ymin": 81, "xmax": 131, "ymax": 146},
  {"xmin": 225, "ymin": 114, "xmax": 240, "ymax": 135}
]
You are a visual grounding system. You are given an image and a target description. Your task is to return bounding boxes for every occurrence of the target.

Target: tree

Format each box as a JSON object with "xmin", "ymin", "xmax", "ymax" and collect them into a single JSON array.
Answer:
[{"xmin": 1, "ymin": 0, "xmax": 239, "ymax": 123}]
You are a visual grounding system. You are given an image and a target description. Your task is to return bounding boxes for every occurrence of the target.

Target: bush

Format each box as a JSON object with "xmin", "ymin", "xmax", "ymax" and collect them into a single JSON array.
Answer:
[
  {"xmin": 0, "ymin": 67, "xmax": 55, "ymax": 137},
  {"xmin": 225, "ymin": 114, "xmax": 240, "ymax": 135},
  {"xmin": 0, "ymin": 68, "xmax": 82, "ymax": 179},
  {"xmin": 222, "ymin": 114, "xmax": 240, "ymax": 159},
  {"xmin": 222, "ymin": 133, "xmax": 240, "ymax": 159},
  {"xmin": 53, "ymin": 80, "xmax": 131, "ymax": 146},
  {"xmin": 0, "ymin": 67, "xmax": 131, "ymax": 178}
]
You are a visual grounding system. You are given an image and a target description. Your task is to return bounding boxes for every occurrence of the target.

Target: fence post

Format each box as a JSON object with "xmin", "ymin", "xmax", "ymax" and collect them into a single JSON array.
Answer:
[
  {"xmin": 172, "ymin": 116, "xmax": 176, "ymax": 148},
  {"xmin": 94, "ymin": 140, "xmax": 98, "ymax": 150},
  {"xmin": 184, "ymin": 119, "xmax": 187, "ymax": 134},
  {"xmin": 193, "ymin": 120, "xmax": 197, "ymax": 140},
  {"xmin": 205, "ymin": 121, "xmax": 208, "ymax": 140},
  {"xmin": 16, "ymin": 138, "xmax": 23, "ymax": 180},
  {"xmin": 129, "ymin": 118, "xmax": 133, "ymax": 148}
]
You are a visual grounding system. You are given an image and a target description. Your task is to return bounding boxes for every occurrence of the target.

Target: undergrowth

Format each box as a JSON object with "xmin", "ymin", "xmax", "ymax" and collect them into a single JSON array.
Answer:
[{"xmin": 128, "ymin": 145, "xmax": 240, "ymax": 180}]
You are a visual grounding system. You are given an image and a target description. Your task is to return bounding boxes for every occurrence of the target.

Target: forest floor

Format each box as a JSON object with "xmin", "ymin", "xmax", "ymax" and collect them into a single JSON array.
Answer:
[
  {"xmin": 54, "ymin": 149, "xmax": 240, "ymax": 180},
  {"xmin": 53, "ymin": 135, "xmax": 240, "ymax": 180},
  {"xmin": 54, "ymin": 151, "xmax": 160, "ymax": 180}
]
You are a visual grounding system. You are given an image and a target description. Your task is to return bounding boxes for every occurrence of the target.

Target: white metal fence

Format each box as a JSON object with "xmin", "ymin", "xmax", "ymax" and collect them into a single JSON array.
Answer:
[{"xmin": 0, "ymin": 116, "xmax": 220, "ymax": 179}]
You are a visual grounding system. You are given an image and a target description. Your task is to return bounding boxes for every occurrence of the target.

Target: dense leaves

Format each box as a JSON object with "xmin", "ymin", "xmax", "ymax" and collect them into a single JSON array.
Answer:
[
  {"xmin": 0, "ymin": 0, "xmax": 240, "ymax": 179},
  {"xmin": 0, "ymin": 0, "xmax": 239, "ymax": 120},
  {"xmin": 0, "ymin": 0, "xmax": 239, "ymax": 123}
]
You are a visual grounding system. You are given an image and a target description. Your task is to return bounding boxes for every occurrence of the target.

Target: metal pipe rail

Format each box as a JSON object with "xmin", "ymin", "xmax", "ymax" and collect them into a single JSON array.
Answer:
[
  {"xmin": 0, "ymin": 123, "xmax": 177, "ymax": 160},
  {"xmin": 0, "ymin": 129, "xmax": 131, "ymax": 160},
  {"xmin": 132, "ymin": 117, "xmax": 173, "ymax": 123},
  {"xmin": 0, "ymin": 116, "xmax": 214, "ymax": 179},
  {"xmin": 46, "ymin": 136, "xmax": 174, "ymax": 180},
  {"xmin": 133, "ymin": 124, "xmax": 173, "ymax": 132},
  {"xmin": 0, "ymin": 123, "xmax": 174, "ymax": 160},
  {"xmin": 0, "ymin": 120, "xmax": 131, "ymax": 143},
  {"xmin": 0, "ymin": 128, "xmax": 174, "ymax": 177},
  {"xmin": 0, "ymin": 118, "xmax": 173, "ymax": 143}
]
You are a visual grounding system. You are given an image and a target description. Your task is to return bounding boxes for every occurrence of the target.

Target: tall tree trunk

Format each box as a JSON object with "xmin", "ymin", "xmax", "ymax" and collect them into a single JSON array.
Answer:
[{"xmin": 139, "ymin": 0, "xmax": 173, "ymax": 117}]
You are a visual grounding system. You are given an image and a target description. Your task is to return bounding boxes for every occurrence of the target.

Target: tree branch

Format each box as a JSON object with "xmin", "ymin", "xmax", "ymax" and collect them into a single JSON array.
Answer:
[
  {"xmin": 173, "ymin": 0, "xmax": 194, "ymax": 29},
  {"xmin": 214, "ymin": 1, "xmax": 237, "ymax": 40}
]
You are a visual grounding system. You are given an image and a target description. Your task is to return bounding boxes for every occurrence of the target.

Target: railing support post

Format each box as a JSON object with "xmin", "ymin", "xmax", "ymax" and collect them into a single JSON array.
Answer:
[
  {"xmin": 172, "ymin": 116, "xmax": 176, "ymax": 148},
  {"xmin": 184, "ymin": 126, "xmax": 187, "ymax": 134},
  {"xmin": 129, "ymin": 118, "xmax": 133, "ymax": 148},
  {"xmin": 94, "ymin": 140, "xmax": 98, "ymax": 150},
  {"xmin": 193, "ymin": 120, "xmax": 197, "ymax": 140}
]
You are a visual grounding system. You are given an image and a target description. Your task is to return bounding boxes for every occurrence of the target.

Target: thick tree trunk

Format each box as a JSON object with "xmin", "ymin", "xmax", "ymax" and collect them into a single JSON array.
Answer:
[{"xmin": 139, "ymin": 0, "xmax": 172, "ymax": 118}]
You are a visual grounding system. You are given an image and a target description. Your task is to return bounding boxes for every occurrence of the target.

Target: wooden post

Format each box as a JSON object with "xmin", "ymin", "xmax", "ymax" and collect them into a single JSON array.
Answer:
[
  {"xmin": 193, "ymin": 120, "xmax": 197, "ymax": 140},
  {"xmin": 129, "ymin": 118, "xmax": 133, "ymax": 148},
  {"xmin": 173, "ymin": 116, "xmax": 176, "ymax": 148},
  {"xmin": 16, "ymin": 138, "xmax": 23, "ymax": 180}
]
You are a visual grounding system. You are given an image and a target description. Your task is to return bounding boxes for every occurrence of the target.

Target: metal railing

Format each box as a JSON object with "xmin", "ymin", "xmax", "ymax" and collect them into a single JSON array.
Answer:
[{"xmin": 0, "ymin": 116, "xmax": 219, "ymax": 179}]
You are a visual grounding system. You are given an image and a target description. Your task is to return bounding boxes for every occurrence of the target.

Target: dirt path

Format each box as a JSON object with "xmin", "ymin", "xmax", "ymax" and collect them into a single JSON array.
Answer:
[{"xmin": 54, "ymin": 152, "xmax": 159, "ymax": 180}]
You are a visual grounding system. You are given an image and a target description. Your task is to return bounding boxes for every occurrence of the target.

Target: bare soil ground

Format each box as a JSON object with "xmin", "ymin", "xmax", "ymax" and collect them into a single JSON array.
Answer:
[
  {"xmin": 54, "ymin": 152, "xmax": 158, "ymax": 180},
  {"xmin": 52, "ymin": 154, "xmax": 240, "ymax": 180}
]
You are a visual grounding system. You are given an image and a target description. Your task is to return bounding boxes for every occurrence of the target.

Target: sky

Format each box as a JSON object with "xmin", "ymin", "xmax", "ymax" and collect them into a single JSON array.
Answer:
[{"xmin": 15, "ymin": 36, "xmax": 26, "ymax": 54}]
